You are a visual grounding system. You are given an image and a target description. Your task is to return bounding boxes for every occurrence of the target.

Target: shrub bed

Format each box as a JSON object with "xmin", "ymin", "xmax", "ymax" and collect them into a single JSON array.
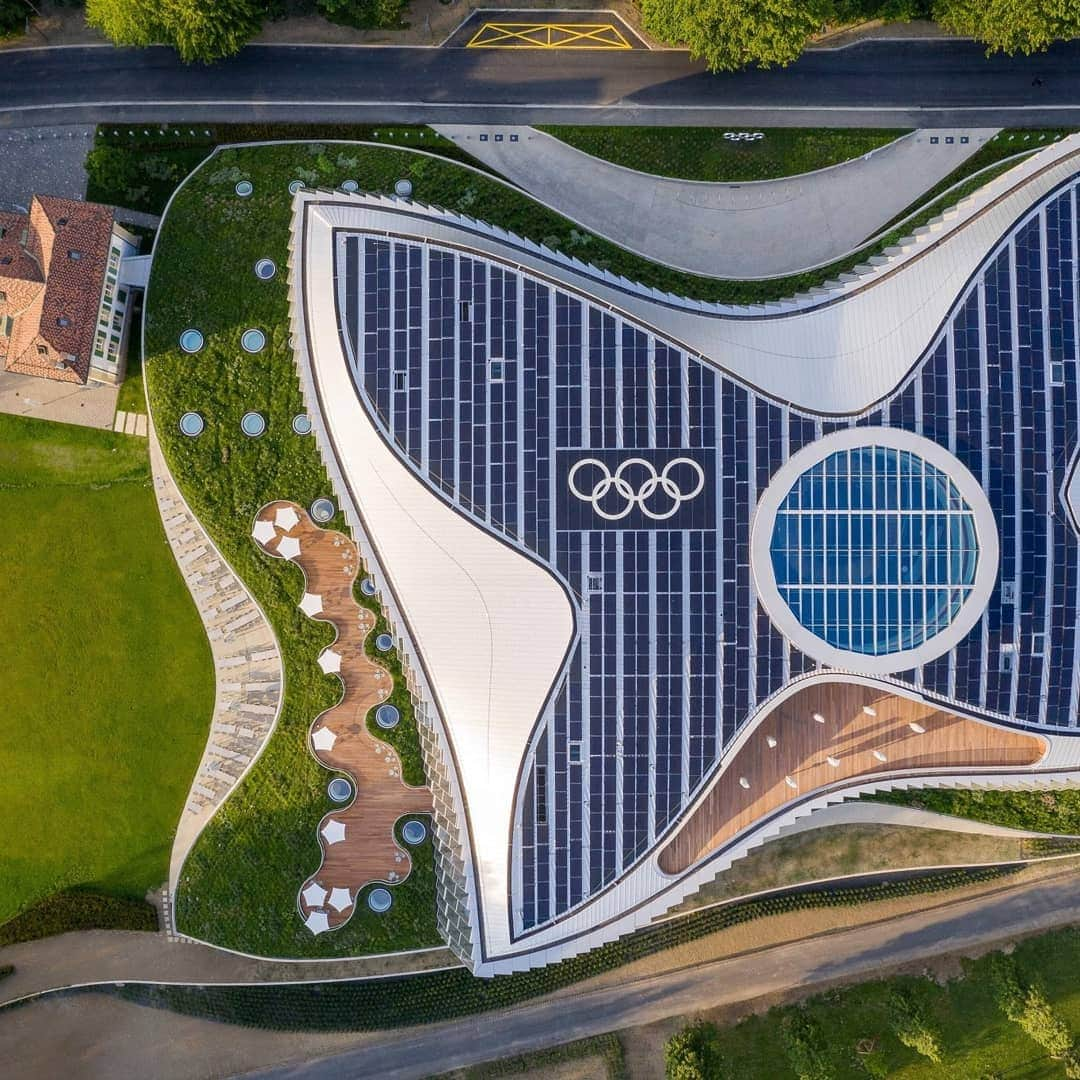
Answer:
[{"xmin": 0, "ymin": 890, "xmax": 157, "ymax": 948}]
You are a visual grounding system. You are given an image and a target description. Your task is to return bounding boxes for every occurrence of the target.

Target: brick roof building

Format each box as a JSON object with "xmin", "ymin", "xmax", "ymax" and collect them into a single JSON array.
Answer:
[{"xmin": 0, "ymin": 195, "xmax": 138, "ymax": 384}]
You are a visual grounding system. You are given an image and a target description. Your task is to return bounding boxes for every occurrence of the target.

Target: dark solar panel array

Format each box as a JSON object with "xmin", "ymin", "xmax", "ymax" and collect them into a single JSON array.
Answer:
[{"xmin": 333, "ymin": 178, "xmax": 1079, "ymax": 934}]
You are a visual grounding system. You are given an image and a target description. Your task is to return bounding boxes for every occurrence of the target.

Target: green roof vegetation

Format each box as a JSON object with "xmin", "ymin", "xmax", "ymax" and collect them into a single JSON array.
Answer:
[{"xmin": 0, "ymin": 412, "xmax": 213, "ymax": 927}]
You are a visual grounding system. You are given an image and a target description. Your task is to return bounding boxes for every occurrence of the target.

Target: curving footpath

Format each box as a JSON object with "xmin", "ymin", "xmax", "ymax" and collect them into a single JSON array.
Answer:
[
  {"xmin": 251, "ymin": 501, "xmax": 432, "ymax": 935},
  {"xmin": 434, "ymin": 125, "xmax": 1000, "ymax": 279},
  {"xmin": 149, "ymin": 424, "xmax": 283, "ymax": 910}
]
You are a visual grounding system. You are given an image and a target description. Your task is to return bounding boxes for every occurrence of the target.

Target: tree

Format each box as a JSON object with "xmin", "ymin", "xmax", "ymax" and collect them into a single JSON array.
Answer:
[
  {"xmin": 932, "ymin": 0, "xmax": 1080, "ymax": 55},
  {"xmin": 990, "ymin": 954, "xmax": 1078, "ymax": 1064},
  {"xmin": 86, "ymin": 0, "xmax": 265, "ymax": 63},
  {"xmin": 886, "ymin": 989, "xmax": 944, "ymax": 1064},
  {"xmin": 640, "ymin": 0, "xmax": 831, "ymax": 72},
  {"xmin": 665, "ymin": 1019, "xmax": 725, "ymax": 1080},
  {"xmin": 781, "ymin": 1010, "xmax": 835, "ymax": 1080}
]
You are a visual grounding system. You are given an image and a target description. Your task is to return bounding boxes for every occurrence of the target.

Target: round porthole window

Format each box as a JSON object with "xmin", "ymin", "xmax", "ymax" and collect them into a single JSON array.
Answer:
[
  {"xmin": 402, "ymin": 820, "xmax": 427, "ymax": 845},
  {"xmin": 240, "ymin": 411, "xmax": 266, "ymax": 438},
  {"xmin": 328, "ymin": 777, "xmax": 353, "ymax": 803},
  {"xmin": 179, "ymin": 411, "xmax": 204, "ymax": 437},
  {"xmin": 179, "ymin": 329, "xmax": 204, "ymax": 354},
  {"xmin": 752, "ymin": 428, "xmax": 998, "ymax": 675},
  {"xmin": 367, "ymin": 887, "xmax": 393, "ymax": 913},
  {"xmin": 375, "ymin": 704, "xmax": 400, "ymax": 729},
  {"xmin": 310, "ymin": 497, "xmax": 335, "ymax": 523},
  {"xmin": 241, "ymin": 328, "xmax": 266, "ymax": 354}
]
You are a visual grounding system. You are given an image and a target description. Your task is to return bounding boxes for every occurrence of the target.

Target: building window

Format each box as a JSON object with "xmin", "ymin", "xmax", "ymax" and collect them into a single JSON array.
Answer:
[
  {"xmin": 68, "ymin": 250, "xmax": 82, "ymax": 261},
  {"xmin": 393, "ymin": 370, "xmax": 407, "ymax": 392},
  {"xmin": 0, "ymin": 290, "xmax": 6, "ymax": 302},
  {"xmin": 1, "ymin": 316, "xmax": 12, "ymax": 338},
  {"xmin": 489, "ymin": 359, "xmax": 505, "ymax": 382},
  {"xmin": 57, "ymin": 217, "xmax": 69, "ymax": 226},
  {"xmin": 57, "ymin": 317, "xmax": 70, "ymax": 328},
  {"xmin": 117, "ymin": 289, "xmax": 128, "ymax": 306},
  {"xmin": 0, "ymin": 257, "xmax": 11, "ymax": 266},
  {"xmin": 37, "ymin": 344, "xmax": 48, "ymax": 356}
]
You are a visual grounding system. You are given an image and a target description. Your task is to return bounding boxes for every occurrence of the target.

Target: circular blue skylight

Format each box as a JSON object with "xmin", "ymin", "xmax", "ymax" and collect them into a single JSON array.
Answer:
[
  {"xmin": 241, "ymin": 328, "xmax": 266, "ymax": 354},
  {"xmin": 402, "ymin": 819, "xmax": 427, "ymax": 845},
  {"xmin": 375, "ymin": 634, "xmax": 394, "ymax": 653},
  {"xmin": 367, "ymin": 887, "xmax": 393, "ymax": 913},
  {"xmin": 179, "ymin": 411, "xmax": 204, "ymax": 437},
  {"xmin": 328, "ymin": 777, "xmax": 352, "ymax": 803},
  {"xmin": 254, "ymin": 258, "xmax": 276, "ymax": 280},
  {"xmin": 235, "ymin": 180, "xmax": 253, "ymax": 198},
  {"xmin": 768, "ymin": 445, "xmax": 979, "ymax": 657},
  {"xmin": 179, "ymin": 329, "xmax": 204, "ymax": 354},
  {"xmin": 375, "ymin": 704, "xmax": 400, "ymax": 729},
  {"xmin": 240, "ymin": 411, "xmax": 266, "ymax": 438},
  {"xmin": 292, "ymin": 413, "xmax": 312, "ymax": 435},
  {"xmin": 310, "ymin": 497, "xmax": 335, "ymax": 523},
  {"xmin": 360, "ymin": 577, "xmax": 378, "ymax": 596}
]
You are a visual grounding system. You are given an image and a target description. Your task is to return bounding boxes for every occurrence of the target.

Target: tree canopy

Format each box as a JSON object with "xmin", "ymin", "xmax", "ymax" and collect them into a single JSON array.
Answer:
[
  {"xmin": 933, "ymin": 0, "xmax": 1080, "ymax": 55},
  {"xmin": 86, "ymin": 0, "xmax": 265, "ymax": 63}
]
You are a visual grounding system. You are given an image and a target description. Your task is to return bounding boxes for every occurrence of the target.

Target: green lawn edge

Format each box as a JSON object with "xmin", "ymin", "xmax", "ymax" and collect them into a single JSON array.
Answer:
[
  {"xmin": 0, "ymin": 412, "xmax": 213, "ymax": 926},
  {"xmin": 535, "ymin": 126, "xmax": 909, "ymax": 183}
]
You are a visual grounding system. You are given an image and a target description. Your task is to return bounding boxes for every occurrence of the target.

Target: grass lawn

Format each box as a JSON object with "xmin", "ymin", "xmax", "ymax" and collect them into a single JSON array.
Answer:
[
  {"xmin": 536, "ymin": 126, "xmax": 908, "ymax": 182},
  {"xmin": 869, "ymin": 787, "xmax": 1080, "ymax": 836},
  {"xmin": 0, "ymin": 413, "xmax": 212, "ymax": 925},
  {"xmin": 667, "ymin": 924, "xmax": 1080, "ymax": 1077}
]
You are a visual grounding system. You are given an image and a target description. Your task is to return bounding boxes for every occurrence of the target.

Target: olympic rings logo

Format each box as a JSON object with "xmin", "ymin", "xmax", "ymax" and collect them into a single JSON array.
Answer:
[{"xmin": 567, "ymin": 457, "xmax": 706, "ymax": 521}]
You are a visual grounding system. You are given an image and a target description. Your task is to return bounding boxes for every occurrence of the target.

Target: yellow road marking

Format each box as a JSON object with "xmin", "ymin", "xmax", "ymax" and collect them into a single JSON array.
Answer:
[{"xmin": 466, "ymin": 22, "xmax": 633, "ymax": 49}]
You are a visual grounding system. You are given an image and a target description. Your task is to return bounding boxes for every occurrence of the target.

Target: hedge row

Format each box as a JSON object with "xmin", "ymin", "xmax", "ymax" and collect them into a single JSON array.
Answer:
[
  {"xmin": 109, "ymin": 867, "xmax": 1015, "ymax": 1032},
  {"xmin": 0, "ymin": 890, "xmax": 158, "ymax": 948}
]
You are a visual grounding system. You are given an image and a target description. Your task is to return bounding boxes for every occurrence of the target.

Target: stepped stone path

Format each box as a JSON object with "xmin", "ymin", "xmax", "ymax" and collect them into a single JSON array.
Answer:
[
  {"xmin": 252, "ymin": 500, "xmax": 431, "ymax": 934},
  {"xmin": 149, "ymin": 425, "xmax": 283, "ymax": 903}
]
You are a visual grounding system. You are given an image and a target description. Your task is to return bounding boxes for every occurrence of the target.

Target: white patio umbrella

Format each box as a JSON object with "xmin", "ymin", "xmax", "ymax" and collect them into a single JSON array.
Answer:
[
  {"xmin": 275, "ymin": 505, "xmax": 300, "ymax": 531},
  {"xmin": 311, "ymin": 726, "xmax": 337, "ymax": 751},
  {"xmin": 299, "ymin": 592, "xmax": 323, "ymax": 618},
  {"xmin": 318, "ymin": 649, "xmax": 342, "ymax": 674},
  {"xmin": 302, "ymin": 881, "xmax": 328, "ymax": 909},
  {"xmin": 251, "ymin": 519, "xmax": 277, "ymax": 545},
  {"xmin": 304, "ymin": 911, "xmax": 330, "ymax": 935},
  {"xmin": 276, "ymin": 535, "xmax": 301, "ymax": 560},
  {"xmin": 327, "ymin": 887, "xmax": 353, "ymax": 913},
  {"xmin": 322, "ymin": 819, "xmax": 346, "ymax": 845}
]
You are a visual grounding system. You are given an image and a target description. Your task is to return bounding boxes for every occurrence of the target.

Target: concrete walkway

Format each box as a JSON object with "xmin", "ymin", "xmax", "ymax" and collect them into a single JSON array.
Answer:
[
  {"xmin": 0, "ymin": 368, "xmax": 117, "ymax": 430},
  {"xmin": 147, "ymin": 423, "xmax": 284, "ymax": 903},
  {"xmin": 435, "ymin": 126, "xmax": 999, "ymax": 279}
]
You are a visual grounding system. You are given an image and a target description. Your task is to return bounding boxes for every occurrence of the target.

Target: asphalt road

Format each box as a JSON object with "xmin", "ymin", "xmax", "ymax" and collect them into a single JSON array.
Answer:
[
  {"xmin": 249, "ymin": 868, "xmax": 1080, "ymax": 1080},
  {"xmin": 1, "ymin": 40, "xmax": 1080, "ymax": 127}
]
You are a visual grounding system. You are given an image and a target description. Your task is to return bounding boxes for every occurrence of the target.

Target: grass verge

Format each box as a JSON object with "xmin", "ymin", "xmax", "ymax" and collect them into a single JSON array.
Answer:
[
  {"xmin": 868, "ymin": 788, "xmax": 1080, "ymax": 837},
  {"xmin": 535, "ymin": 126, "xmax": 908, "ymax": 182},
  {"xmin": 0, "ymin": 413, "xmax": 212, "ymax": 925},
  {"xmin": 665, "ymin": 924, "xmax": 1080, "ymax": 1077},
  {"xmin": 106, "ymin": 868, "xmax": 1015, "ymax": 1030},
  {"xmin": 0, "ymin": 890, "xmax": 157, "ymax": 947}
]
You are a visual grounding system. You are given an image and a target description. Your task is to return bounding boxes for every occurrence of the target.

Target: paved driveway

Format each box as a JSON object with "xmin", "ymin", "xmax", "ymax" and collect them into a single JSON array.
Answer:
[
  {"xmin": 0, "ymin": 125, "xmax": 91, "ymax": 211},
  {"xmin": 435, "ymin": 125, "xmax": 1000, "ymax": 279}
]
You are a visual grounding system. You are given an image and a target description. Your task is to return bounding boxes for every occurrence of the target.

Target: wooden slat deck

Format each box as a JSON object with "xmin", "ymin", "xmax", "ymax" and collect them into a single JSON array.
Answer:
[
  {"xmin": 659, "ymin": 681, "xmax": 1047, "ymax": 876},
  {"xmin": 254, "ymin": 501, "xmax": 431, "ymax": 930}
]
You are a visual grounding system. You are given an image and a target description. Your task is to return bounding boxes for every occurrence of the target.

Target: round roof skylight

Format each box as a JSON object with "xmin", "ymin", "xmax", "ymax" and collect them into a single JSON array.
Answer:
[
  {"xmin": 235, "ymin": 180, "xmax": 253, "ymax": 197},
  {"xmin": 375, "ymin": 634, "xmax": 394, "ymax": 653},
  {"xmin": 402, "ymin": 819, "xmax": 427, "ymax": 845},
  {"xmin": 376, "ymin": 704, "xmax": 400, "ymax": 729},
  {"xmin": 241, "ymin": 411, "xmax": 266, "ymax": 438},
  {"xmin": 752, "ymin": 428, "xmax": 998, "ymax": 674},
  {"xmin": 179, "ymin": 411, "xmax": 204, "ymax": 437},
  {"xmin": 367, "ymin": 887, "xmax": 393, "ymax": 913},
  {"xmin": 328, "ymin": 777, "xmax": 352, "ymax": 803},
  {"xmin": 241, "ymin": 328, "xmax": 266, "ymax": 354},
  {"xmin": 310, "ymin": 497, "xmax": 335, "ymax": 523},
  {"xmin": 179, "ymin": 329, "xmax": 204, "ymax": 354},
  {"xmin": 254, "ymin": 258, "xmax": 276, "ymax": 280},
  {"xmin": 292, "ymin": 413, "xmax": 312, "ymax": 435}
]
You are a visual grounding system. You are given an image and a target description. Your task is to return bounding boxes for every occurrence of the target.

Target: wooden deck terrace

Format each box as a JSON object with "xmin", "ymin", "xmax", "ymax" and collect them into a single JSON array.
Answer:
[
  {"xmin": 659, "ymin": 680, "xmax": 1047, "ymax": 876},
  {"xmin": 254, "ymin": 500, "xmax": 431, "ymax": 932}
]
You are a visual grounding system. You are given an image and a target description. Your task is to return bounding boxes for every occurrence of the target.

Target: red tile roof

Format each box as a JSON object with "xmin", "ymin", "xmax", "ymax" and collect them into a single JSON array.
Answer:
[{"xmin": 0, "ymin": 196, "xmax": 118, "ymax": 383}]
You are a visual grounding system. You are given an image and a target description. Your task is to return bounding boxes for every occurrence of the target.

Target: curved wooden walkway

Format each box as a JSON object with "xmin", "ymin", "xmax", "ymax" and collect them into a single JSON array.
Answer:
[{"xmin": 252, "ymin": 501, "xmax": 431, "ymax": 934}]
